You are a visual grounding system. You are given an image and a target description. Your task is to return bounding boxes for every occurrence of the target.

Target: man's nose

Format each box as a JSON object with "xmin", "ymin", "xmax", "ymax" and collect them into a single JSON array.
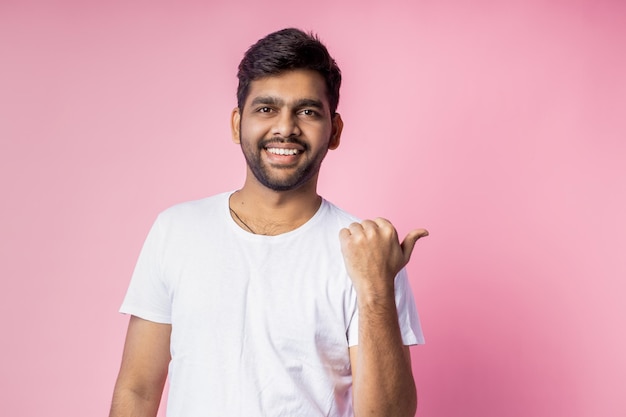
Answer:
[{"xmin": 272, "ymin": 111, "xmax": 301, "ymax": 137}]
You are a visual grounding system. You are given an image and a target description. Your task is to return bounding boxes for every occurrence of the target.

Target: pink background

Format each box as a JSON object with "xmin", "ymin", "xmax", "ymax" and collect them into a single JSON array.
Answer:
[{"xmin": 1, "ymin": 1, "xmax": 625, "ymax": 416}]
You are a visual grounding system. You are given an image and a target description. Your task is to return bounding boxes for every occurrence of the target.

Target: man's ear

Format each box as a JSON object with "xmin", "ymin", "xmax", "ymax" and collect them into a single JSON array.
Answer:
[
  {"xmin": 328, "ymin": 113, "xmax": 343, "ymax": 150},
  {"xmin": 231, "ymin": 107, "xmax": 241, "ymax": 144}
]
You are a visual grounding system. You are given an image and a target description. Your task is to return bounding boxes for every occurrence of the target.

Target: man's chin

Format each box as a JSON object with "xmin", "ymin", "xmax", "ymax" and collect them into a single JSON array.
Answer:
[
  {"xmin": 260, "ymin": 180, "xmax": 303, "ymax": 192},
  {"xmin": 249, "ymin": 161, "xmax": 318, "ymax": 192},
  {"xmin": 255, "ymin": 173, "xmax": 310, "ymax": 192}
]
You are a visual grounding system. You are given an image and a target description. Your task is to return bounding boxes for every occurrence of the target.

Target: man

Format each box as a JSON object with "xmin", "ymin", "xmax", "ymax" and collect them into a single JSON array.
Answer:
[{"xmin": 110, "ymin": 28, "xmax": 428, "ymax": 417}]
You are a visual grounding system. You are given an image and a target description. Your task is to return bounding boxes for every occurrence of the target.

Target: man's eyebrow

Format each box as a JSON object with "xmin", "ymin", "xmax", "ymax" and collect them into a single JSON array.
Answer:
[
  {"xmin": 293, "ymin": 98, "xmax": 324, "ymax": 110},
  {"xmin": 250, "ymin": 96, "xmax": 284, "ymax": 107},
  {"xmin": 249, "ymin": 96, "xmax": 325, "ymax": 110}
]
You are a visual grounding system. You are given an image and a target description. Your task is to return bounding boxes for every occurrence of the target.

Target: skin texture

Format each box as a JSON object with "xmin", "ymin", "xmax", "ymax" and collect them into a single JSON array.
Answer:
[
  {"xmin": 109, "ymin": 69, "xmax": 427, "ymax": 417},
  {"xmin": 109, "ymin": 317, "xmax": 171, "ymax": 417}
]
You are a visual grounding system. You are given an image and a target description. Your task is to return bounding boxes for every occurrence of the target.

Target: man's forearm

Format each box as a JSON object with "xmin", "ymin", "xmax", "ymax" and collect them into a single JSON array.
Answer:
[
  {"xmin": 109, "ymin": 386, "xmax": 162, "ymax": 417},
  {"xmin": 339, "ymin": 219, "xmax": 427, "ymax": 417},
  {"xmin": 352, "ymin": 291, "xmax": 417, "ymax": 417}
]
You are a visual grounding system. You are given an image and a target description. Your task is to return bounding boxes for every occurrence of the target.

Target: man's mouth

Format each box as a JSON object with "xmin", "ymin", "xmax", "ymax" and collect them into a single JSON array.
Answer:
[
  {"xmin": 266, "ymin": 147, "xmax": 301, "ymax": 156},
  {"xmin": 261, "ymin": 138, "xmax": 306, "ymax": 160}
]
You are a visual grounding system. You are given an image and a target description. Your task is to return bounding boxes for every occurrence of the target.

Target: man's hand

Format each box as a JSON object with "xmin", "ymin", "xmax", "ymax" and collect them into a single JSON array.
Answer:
[
  {"xmin": 339, "ymin": 217, "xmax": 428, "ymax": 294},
  {"xmin": 340, "ymin": 218, "xmax": 428, "ymax": 417}
]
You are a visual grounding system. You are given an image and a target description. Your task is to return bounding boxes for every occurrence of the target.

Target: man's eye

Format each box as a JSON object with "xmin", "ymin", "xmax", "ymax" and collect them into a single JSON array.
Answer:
[
  {"xmin": 300, "ymin": 109, "xmax": 317, "ymax": 116},
  {"xmin": 258, "ymin": 107, "xmax": 272, "ymax": 113}
]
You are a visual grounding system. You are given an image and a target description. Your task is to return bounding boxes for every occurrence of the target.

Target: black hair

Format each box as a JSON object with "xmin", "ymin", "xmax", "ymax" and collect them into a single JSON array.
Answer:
[{"xmin": 236, "ymin": 28, "xmax": 341, "ymax": 115}]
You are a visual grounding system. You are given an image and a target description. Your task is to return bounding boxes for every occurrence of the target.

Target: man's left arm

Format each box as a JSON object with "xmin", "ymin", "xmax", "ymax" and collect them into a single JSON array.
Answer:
[{"xmin": 340, "ymin": 218, "xmax": 428, "ymax": 417}]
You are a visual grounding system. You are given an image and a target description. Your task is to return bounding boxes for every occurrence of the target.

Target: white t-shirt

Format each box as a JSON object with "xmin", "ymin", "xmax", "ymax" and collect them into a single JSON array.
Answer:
[{"xmin": 121, "ymin": 192, "xmax": 424, "ymax": 417}]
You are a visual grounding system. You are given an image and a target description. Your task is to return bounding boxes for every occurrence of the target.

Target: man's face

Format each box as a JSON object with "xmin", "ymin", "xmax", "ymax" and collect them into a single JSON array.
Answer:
[{"xmin": 232, "ymin": 69, "xmax": 342, "ymax": 192}]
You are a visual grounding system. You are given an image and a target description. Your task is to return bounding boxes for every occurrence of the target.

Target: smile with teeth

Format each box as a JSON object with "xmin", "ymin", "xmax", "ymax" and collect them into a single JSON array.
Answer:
[{"xmin": 266, "ymin": 147, "xmax": 301, "ymax": 156}]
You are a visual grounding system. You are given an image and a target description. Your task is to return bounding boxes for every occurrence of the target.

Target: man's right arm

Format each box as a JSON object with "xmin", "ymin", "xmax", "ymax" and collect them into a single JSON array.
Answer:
[{"xmin": 109, "ymin": 315, "xmax": 171, "ymax": 417}]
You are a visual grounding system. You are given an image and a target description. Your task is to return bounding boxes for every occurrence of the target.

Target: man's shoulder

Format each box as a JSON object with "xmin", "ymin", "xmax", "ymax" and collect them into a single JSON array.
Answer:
[
  {"xmin": 321, "ymin": 198, "xmax": 361, "ymax": 227},
  {"xmin": 156, "ymin": 191, "xmax": 231, "ymax": 225}
]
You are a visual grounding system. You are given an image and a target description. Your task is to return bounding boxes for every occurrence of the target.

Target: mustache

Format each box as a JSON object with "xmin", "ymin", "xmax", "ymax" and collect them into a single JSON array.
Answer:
[{"xmin": 259, "ymin": 137, "xmax": 308, "ymax": 150}]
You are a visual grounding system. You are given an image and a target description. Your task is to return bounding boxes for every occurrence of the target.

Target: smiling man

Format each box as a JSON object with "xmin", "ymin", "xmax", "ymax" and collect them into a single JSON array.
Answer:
[{"xmin": 109, "ymin": 28, "xmax": 428, "ymax": 417}]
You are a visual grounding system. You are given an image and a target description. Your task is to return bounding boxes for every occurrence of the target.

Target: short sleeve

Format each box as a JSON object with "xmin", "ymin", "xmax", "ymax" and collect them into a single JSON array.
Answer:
[
  {"xmin": 393, "ymin": 268, "xmax": 425, "ymax": 345},
  {"xmin": 346, "ymin": 267, "xmax": 424, "ymax": 346},
  {"xmin": 119, "ymin": 215, "xmax": 172, "ymax": 324}
]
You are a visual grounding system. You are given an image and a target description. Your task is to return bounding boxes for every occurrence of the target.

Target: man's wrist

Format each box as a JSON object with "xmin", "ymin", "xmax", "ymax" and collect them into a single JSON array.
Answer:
[{"xmin": 355, "ymin": 282, "xmax": 396, "ymax": 310}]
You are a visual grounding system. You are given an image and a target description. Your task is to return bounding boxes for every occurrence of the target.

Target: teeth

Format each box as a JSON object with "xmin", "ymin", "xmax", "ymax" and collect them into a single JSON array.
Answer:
[{"xmin": 267, "ymin": 148, "xmax": 300, "ymax": 156}]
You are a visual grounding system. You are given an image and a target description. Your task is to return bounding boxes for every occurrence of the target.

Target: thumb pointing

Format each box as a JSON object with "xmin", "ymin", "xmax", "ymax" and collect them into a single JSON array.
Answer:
[{"xmin": 400, "ymin": 228, "xmax": 429, "ymax": 266}]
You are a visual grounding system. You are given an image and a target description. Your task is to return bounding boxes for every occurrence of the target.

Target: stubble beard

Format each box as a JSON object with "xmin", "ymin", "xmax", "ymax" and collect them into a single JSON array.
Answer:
[{"xmin": 240, "ymin": 135, "xmax": 330, "ymax": 192}]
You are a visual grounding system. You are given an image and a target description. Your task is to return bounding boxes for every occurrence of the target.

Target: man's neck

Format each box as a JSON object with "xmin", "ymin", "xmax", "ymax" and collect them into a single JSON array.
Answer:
[{"xmin": 229, "ymin": 180, "xmax": 322, "ymax": 236}]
